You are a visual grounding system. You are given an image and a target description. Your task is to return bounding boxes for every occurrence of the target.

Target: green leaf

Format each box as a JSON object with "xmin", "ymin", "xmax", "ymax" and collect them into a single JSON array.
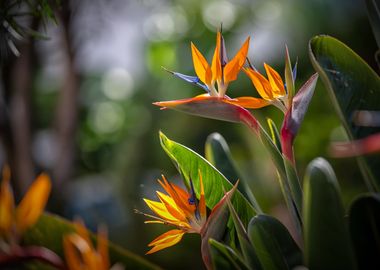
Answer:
[
  {"xmin": 303, "ymin": 158, "xmax": 356, "ymax": 270},
  {"xmin": 349, "ymin": 193, "xmax": 380, "ymax": 269},
  {"xmin": 309, "ymin": 35, "xmax": 380, "ymax": 191},
  {"xmin": 283, "ymin": 157, "xmax": 302, "ymax": 229},
  {"xmin": 205, "ymin": 132, "xmax": 262, "ymax": 213},
  {"xmin": 248, "ymin": 214, "xmax": 302, "ymax": 270},
  {"xmin": 159, "ymin": 131, "xmax": 256, "ymax": 227},
  {"xmin": 22, "ymin": 213, "xmax": 161, "ymax": 270},
  {"xmin": 266, "ymin": 118, "xmax": 281, "ymax": 152},
  {"xmin": 257, "ymin": 126, "xmax": 286, "ymax": 179},
  {"xmin": 226, "ymin": 191, "xmax": 262, "ymax": 270},
  {"xmin": 209, "ymin": 239, "xmax": 250, "ymax": 270},
  {"xmin": 284, "ymin": 46, "xmax": 295, "ymax": 105}
]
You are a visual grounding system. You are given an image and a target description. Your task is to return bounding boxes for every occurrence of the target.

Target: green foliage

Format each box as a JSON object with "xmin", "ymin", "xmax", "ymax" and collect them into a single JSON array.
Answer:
[
  {"xmin": 226, "ymin": 195, "xmax": 261, "ymax": 270},
  {"xmin": 159, "ymin": 131, "xmax": 256, "ymax": 227},
  {"xmin": 0, "ymin": 0, "xmax": 59, "ymax": 58},
  {"xmin": 303, "ymin": 158, "xmax": 356, "ymax": 270},
  {"xmin": 205, "ymin": 132, "xmax": 262, "ymax": 213},
  {"xmin": 248, "ymin": 215, "xmax": 302, "ymax": 270},
  {"xmin": 22, "ymin": 213, "xmax": 161, "ymax": 270},
  {"xmin": 209, "ymin": 239, "xmax": 250, "ymax": 270},
  {"xmin": 349, "ymin": 194, "xmax": 380, "ymax": 269},
  {"xmin": 266, "ymin": 118, "xmax": 282, "ymax": 152},
  {"xmin": 309, "ymin": 35, "xmax": 380, "ymax": 191}
]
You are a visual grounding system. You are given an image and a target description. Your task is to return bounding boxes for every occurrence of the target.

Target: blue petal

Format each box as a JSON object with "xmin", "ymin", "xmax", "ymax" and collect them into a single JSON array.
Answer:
[
  {"xmin": 163, "ymin": 67, "xmax": 209, "ymax": 93},
  {"xmin": 188, "ymin": 177, "xmax": 201, "ymax": 220},
  {"xmin": 292, "ymin": 60, "xmax": 298, "ymax": 83}
]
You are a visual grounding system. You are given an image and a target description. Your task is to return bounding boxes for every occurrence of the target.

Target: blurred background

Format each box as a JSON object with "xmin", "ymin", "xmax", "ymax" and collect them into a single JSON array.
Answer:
[{"xmin": 0, "ymin": 0, "xmax": 378, "ymax": 269}]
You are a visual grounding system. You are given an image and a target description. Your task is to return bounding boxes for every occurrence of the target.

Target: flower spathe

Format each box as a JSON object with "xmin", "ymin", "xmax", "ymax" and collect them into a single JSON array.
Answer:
[
  {"xmin": 141, "ymin": 174, "xmax": 206, "ymax": 254},
  {"xmin": 63, "ymin": 220, "xmax": 110, "ymax": 270},
  {"xmin": 0, "ymin": 165, "xmax": 51, "ymax": 242}
]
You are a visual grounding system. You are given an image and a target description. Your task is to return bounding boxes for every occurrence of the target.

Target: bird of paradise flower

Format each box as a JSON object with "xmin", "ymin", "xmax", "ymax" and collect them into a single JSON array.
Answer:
[{"xmin": 136, "ymin": 173, "xmax": 238, "ymax": 268}]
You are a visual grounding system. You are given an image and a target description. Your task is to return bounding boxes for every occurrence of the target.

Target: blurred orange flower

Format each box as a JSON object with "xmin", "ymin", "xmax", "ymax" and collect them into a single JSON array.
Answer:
[
  {"xmin": 0, "ymin": 165, "xmax": 51, "ymax": 241},
  {"xmin": 63, "ymin": 220, "xmax": 111, "ymax": 270}
]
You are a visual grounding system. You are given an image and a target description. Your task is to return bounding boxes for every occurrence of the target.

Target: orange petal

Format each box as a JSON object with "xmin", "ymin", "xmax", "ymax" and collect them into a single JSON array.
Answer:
[
  {"xmin": 16, "ymin": 173, "xmax": 51, "ymax": 234},
  {"xmin": 264, "ymin": 63, "xmax": 285, "ymax": 98},
  {"xmin": 73, "ymin": 219, "xmax": 93, "ymax": 247},
  {"xmin": 97, "ymin": 225, "xmax": 110, "ymax": 270},
  {"xmin": 146, "ymin": 229, "xmax": 185, "ymax": 254},
  {"xmin": 244, "ymin": 68, "xmax": 273, "ymax": 100},
  {"xmin": 63, "ymin": 235, "xmax": 84, "ymax": 270},
  {"xmin": 156, "ymin": 191, "xmax": 187, "ymax": 222},
  {"xmin": 224, "ymin": 96, "xmax": 271, "ymax": 109},
  {"xmin": 211, "ymin": 32, "xmax": 222, "ymax": 82},
  {"xmin": 153, "ymin": 94, "xmax": 211, "ymax": 108},
  {"xmin": 0, "ymin": 166, "xmax": 15, "ymax": 234},
  {"xmin": 224, "ymin": 37, "xmax": 250, "ymax": 83},
  {"xmin": 191, "ymin": 42, "xmax": 212, "ymax": 85},
  {"xmin": 158, "ymin": 176, "xmax": 194, "ymax": 215}
]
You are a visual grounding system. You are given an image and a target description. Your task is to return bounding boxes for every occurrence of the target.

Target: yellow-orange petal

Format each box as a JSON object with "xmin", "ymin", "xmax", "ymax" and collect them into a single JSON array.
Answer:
[
  {"xmin": 15, "ymin": 173, "xmax": 51, "ymax": 234},
  {"xmin": 191, "ymin": 42, "xmax": 212, "ymax": 85},
  {"xmin": 0, "ymin": 166, "xmax": 15, "ymax": 234},
  {"xmin": 224, "ymin": 37, "xmax": 250, "ymax": 83},
  {"xmin": 244, "ymin": 68, "xmax": 273, "ymax": 100},
  {"xmin": 211, "ymin": 32, "xmax": 222, "ymax": 82},
  {"xmin": 224, "ymin": 96, "xmax": 271, "ymax": 109},
  {"xmin": 143, "ymin": 199, "xmax": 178, "ymax": 222},
  {"xmin": 156, "ymin": 191, "xmax": 187, "ymax": 222},
  {"xmin": 264, "ymin": 63, "xmax": 285, "ymax": 98},
  {"xmin": 146, "ymin": 229, "xmax": 185, "ymax": 254}
]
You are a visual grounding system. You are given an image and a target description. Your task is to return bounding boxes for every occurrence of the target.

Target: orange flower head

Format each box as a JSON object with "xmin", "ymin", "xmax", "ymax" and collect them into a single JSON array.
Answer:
[{"xmin": 139, "ymin": 174, "xmax": 207, "ymax": 254}]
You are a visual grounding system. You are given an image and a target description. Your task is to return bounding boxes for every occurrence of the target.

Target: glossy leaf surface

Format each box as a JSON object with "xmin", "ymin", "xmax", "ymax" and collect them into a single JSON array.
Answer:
[
  {"xmin": 159, "ymin": 131, "xmax": 256, "ymax": 227},
  {"xmin": 309, "ymin": 35, "xmax": 380, "ymax": 190},
  {"xmin": 248, "ymin": 214, "xmax": 302, "ymax": 270},
  {"xmin": 205, "ymin": 132, "xmax": 262, "ymax": 213},
  {"xmin": 303, "ymin": 158, "xmax": 356, "ymax": 270}
]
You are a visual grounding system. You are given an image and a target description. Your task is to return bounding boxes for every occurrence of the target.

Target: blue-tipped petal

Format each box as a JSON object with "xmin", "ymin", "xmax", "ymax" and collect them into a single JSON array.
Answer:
[
  {"xmin": 292, "ymin": 60, "xmax": 298, "ymax": 83},
  {"xmin": 188, "ymin": 177, "xmax": 201, "ymax": 220},
  {"xmin": 162, "ymin": 67, "xmax": 209, "ymax": 93}
]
